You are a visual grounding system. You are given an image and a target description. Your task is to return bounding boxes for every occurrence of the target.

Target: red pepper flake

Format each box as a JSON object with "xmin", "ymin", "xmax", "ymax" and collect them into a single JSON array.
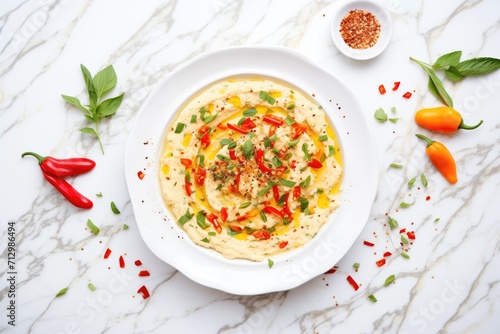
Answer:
[
  {"xmin": 324, "ymin": 266, "xmax": 338, "ymax": 274},
  {"xmin": 138, "ymin": 270, "xmax": 150, "ymax": 277},
  {"xmin": 383, "ymin": 251, "xmax": 392, "ymax": 257},
  {"xmin": 407, "ymin": 231, "xmax": 416, "ymax": 240},
  {"xmin": 363, "ymin": 240, "xmax": 375, "ymax": 247},
  {"xmin": 119, "ymin": 255, "xmax": 125, "ymax": 268},
  {"xmin": 399, "ymin": 228, "xmax": 406, "ymax": 234},
  {"xmin": 378, "ymin": 84, "xmax": 386, "ymax": 95},
  {"xmin": 137, "ymin": 171, "xmax": 145, "ymax": 180},
  {"xmin": 392, "ymin": 81, "xmax": 401, "ymax": 91},
  {"xmin": 278, "ymin": 240, "xmax": 289, "ymax": 249},
  {"xmin": 402, "ymin": 92, "xmax": 412, "ymax": 99},
  {"xmin": 135, "ymin": 260, "xmax": 142, "ymax": 266},
  {"xmin": 426, "ymin": 196, "xmax": 431, "ymax": 201},
  {"xmin": 376, "ymin": 258, "xmax": 386, "ymax": 267},
  {"xmin": 137, "ymin": 285, "xmax": 150, "ymax": 299},
  {"xmin": 103, "ymin": 248, "xmax": 112, "ymax": 259},
  {"xmin": 346, "ymin": 275, "xmax": 359, "ymax": 291}
]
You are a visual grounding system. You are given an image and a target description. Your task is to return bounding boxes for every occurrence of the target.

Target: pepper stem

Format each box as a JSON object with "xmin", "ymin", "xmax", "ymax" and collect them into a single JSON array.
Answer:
[
  {"xmin": 415, "ymin": 134, "xmax": 435, "ymax": 147},
  {"xmin": 21, "ymin": 151, "xmax": 46, "ymax": 164},
  {"xmin": 459, "ymin": 119, "xmax": 483, "ymax": 130}
]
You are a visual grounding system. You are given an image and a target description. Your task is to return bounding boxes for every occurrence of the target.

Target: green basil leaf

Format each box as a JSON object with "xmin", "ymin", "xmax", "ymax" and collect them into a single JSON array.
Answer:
[
  {"xmin": 178, "ymin": 209, "xmax": 193, "ymax": 226},
  {"xmin": 174, "ymin": 122, "xmax": 186, "ymax": 134},
  {"xmin": 242, "ymin": 107, "xmax": 257, "ymax": 117},
  {"xmin": 387, "ymin": 216, "xmax": 398, "ymax": 230},
  {"xmin": 421, "ymin": 174, "xmax": 428, "ymax": 187},
  {"xmin": 80, "ymin": 64, "xmax": 97, "ymax": 107},
  {"xmin": 80, "ymin": 127, "xmax": 98, "ymax": 136},
  {"xmin": 241, "ymin": 140, "xmax": 253, "ymax": 160},
  {"xmin": 288, "ymin": 139, "xmax": 300, "ymax": 147},
  {"xmin": 96, "ymin": 93, "xmax": 124, "ymax": 117},
  {"xmin": 61, "ymin": 95, "xmax": 89, "ymax": 113},
  {"xmin": 455, "ymin": 57, "xmax": 500, "ymax": 77},
  {"xmin": 432, "ymin": 50, "xmax": 462, "ymax": 69},
  {"xmin": 196, "ymin": 211, "xmax": 209, "ymax": 229},
  {"xmin": 279, "ymin": 178, "xmax": 296, "ymax": 188},
  {"xmin": 444, "ymin": 66, "xmax": 464, "ymax": 82},
  {"xmin": 411, "ymin": 57, "xmax": 453, "ymax": 107},
  {"xmin": 93, "ymin": 65, "xmax": 117, "ymax": 101},
  {"xmin": 298, "ymin": 197, "xmax": 309, "ymax": 212},
  {"xmin": 374, "ymin": 108, "xmax": 387, "ymax": 122},
  {"xmin": 299, "ymin": 175, "xmax": 311, "ymax": 188}
]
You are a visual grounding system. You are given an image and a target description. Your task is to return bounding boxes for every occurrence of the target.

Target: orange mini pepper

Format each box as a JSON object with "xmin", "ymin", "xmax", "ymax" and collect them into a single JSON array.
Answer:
[
  {"xmin": 415, "ymin": 106, "xmax": 483, "ymax": 134},
  {"xmin": 416, "ymin": 134, "xmax": 457, "ymax": 184}
]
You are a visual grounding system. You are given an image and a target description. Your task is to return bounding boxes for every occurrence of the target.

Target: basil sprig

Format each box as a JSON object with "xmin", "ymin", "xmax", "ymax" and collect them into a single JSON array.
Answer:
[
  {"xmin": 62, "ymin": 64, "xmax": 124, "ymax": 154},
  {"xmin": 410, "ymin": 51, "xmax": 500, "ymax": 107}
]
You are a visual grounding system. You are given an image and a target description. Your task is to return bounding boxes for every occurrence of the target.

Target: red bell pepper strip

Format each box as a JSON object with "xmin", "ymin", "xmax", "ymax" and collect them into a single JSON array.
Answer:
[
  {"xmin": 252, "ymin": 230, "xmax": 271, "ymax": 240},
  {"xmin": 21, "ymin": 151, "xmax": 95, "ymax": 177},
  {"xmin": 227, "ymin": 123, "xmax": 249, "ymax": 134},
  {"xmin": 392, "ymin": 82, "xmax": 401, "ymax": 91},
  {"xmin": 282, "ymin": 192, "xmax": 292, "ymax": 217},
  {"xmin": 137, "ymin": 285, "xmax": 150, "ymax": 299},
  {"xmin": 184, "ymin": 176, "xmax": 192, "ymax": 196},
  {"xmin": 228, "ymin": 149, "xmax": 237, "ymax": 160},
  {"xmin": 220, "ymin": 207, "xmax": 228, "ymax": 223},
  {"xmin": 290, "ymin": 123, "xmax": 307, "ymax": 139},
  {"xmin": 378, "ymin": 84, "xmax": 386, "ymax": 95},
  {"xmin": 292, "ymin": 186, "xmax": 301, "ymax": 201},
  {"xmin": 180, "ymin": 158, "xmax": 192, "ymax": 167},
  {"xmin": 42, "ymin": 173, "xmax": 93, "ymax": 209},
  {"xmin": 206, "ymin": 213, "xmax": 222, "ymax": 234},
  {"xmin": 346, "ymin": 275, "xmax": 359, "ymax": 291},
  {"xmin": 119, "ymin": 255, "xmax": 125, "ymax": 268},
  {"xmin": 103, "ymin": 248, "xmax": 112, "ymax": 259},
  {"xmin": 240, "ymin": 118, "xmax": 256, "ymax": 130},
  {"xmin": 272, "ymin": 185, "xmax": 280, "ymax": 203},
  {"xmin": 307, "ymin": 159, "xmax": 323, "ymax": 169},
  {"xmin": 262, "ymin": 115, "xmax": 284, "ymax": 127},
  {"xmin": 194, "ymin": 166, "xmax": 206, "ymax": 186},
  {"xmin": 263, "ymin": 206, "xmax": 284, "ymax": 218}
]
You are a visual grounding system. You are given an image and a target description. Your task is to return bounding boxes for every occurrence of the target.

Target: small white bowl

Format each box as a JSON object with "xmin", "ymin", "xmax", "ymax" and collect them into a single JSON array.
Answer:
[{"xmin": 331, "ymin": 0, "xmax": 393, "ymax": 60}]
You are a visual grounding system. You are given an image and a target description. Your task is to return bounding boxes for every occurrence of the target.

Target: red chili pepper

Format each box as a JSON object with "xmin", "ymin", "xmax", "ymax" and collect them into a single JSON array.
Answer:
[
  {"xmin": 268, "ymin": 125, "xmax": 277, "ymax": 138},
  {"xmin": 383, "ymin": 252, "xmax": 392, "ymax": 257},
  {"xmin": 256, "ymin": 149, "xmax": 272, "ymax": 173},
  {"xmin": 392, "ymin": 82, "xmax": 401, "ymax": 91},
  {"xmin": 103, "ymin": 248, "xmax": 112, "ymax": 259},
  {"xmin": 363, "ymin": 240, "xmax": 375, "ymax": 247},
  {"xmin": 220, "ymin": 207, "xmax": 228, "ymax": 223},
  {"xmin": 290, "ymin": 123, "xmax": 307, "ymax": 139},
  {"xmin": 137, "ymin": 285, "xmax": 150, "ymax": 299},
  {"xmin": 307, "ymin": 159, "xmax": 322, "ymax": 169},
  {"xmin": 184, "ymin": 176, "xmax": 192, "ymax": 196},
  {"xmin": 228, "ymin": 149, "xmax": 237, "ymax": 160},
  {"xmin": 119, "ymin": 255, "xmax": 125, "ymax": 268},
  {"xmin": 42, "ymin": 173, "xmax": 93, "ymax": 209},
  {"xmin": 378, "ymin": 84, "xmax": 386, "ymax": 95},
  {"xmin": 200, "ymin": 133, "xmax": 211, "ymax": 148},
  {"xmin": 272, "ymin": 185, "xmax": 280, "ymax": 203},
  {"xmin": 263, "ymin": 206, "xmax": 284, "ymax": 218},
  {"xmin": 206, "ymin": 213, "xmax": 222, "ymax": 234},
  {"xmin": 399, "ymin": 228, "xmax": 406, "ymax": 234},
  {"xmin": 262, "ymin": 115, "xmax": 284, "ymax": 127},
  {"xmin": 282, "ymin": 192, "xmax": 292, "ymax": 217},
  {"xmin": 278, "ymin": 240, "xmax": 289, "ymax": 249},
  {"xmin": 194, "ymin": 166, "xmax": 206, "ymax": 186},
  {"xmin": 240, "ymin": 118, "xmax": 256, "ymax": 131},
  {"xmin": 227, "ymin": 123, "xmax": 249, "ymax": 134},
  {"xmin": 252, "ymin": 230, "xmax": 271, "ymax": 240},
  {"xmin": 180, "ymin": 158, "xmax": 192, "ymax": 167},
  {"xmin": 21, "ymin": 151, "xmax": 95, "ymax": 177},
  {"xmin": 346, "ymin": 275, "xmax": 359, "ymax": 291},
  {"xmin": 292, "ymin": 186, "xmax": 301, "ymax": 201},
  {"xmin": 324, "ymin": 268, "xmax": 337, "ymax": 274},
  {"xmin": 407, "ymin": 231, "xmax": 416, "ymax": 240},
  {"xmin": 228, "ymin": 224, "xmax": 243, "ymax": 232},
  {"xmin": 138, "ymin": 270, "xmax": 150, "ymax": 277},
  {"xmin": 376, "ymin": 258, "xmax": 386, "ymax": 267},
  {"xmin": 403, "ymin": 92, "xmax": 412, "ymax": 99},
  {"xmin": 134, "ymin": 260, "xmax": 142, "ymax": 266}
]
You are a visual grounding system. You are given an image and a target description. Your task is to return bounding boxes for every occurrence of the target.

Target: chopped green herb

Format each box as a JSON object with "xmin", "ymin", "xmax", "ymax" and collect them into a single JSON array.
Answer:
[
  {"xmin": 384, "ymin": 274, "xmax": 395, "ymax": 286},
  {"xmin": 198, "ymin": 154, "xmax": 205, "ymax": 167},
  {"xmin": 56, "ymin": 287, "xmax": 68, "ymax": 297},
  {"xmin": 88, "ymin": 283, "xmax": 97, "ymax": 291},
  {"xmin": 353, "ymin": 263, "xmax": 360, "ymax": 269},
  {"xmin": 298, "ymin": 197, "xmax": 309, "ymax": 212},
  {"xmin": 177, "ymin": 209, "xmax": 193, "ymax": 226},
  {"xmin": 374, "ymin": 108, "xmax": 388, "ymax": 122},
  {"xmin": 110, "ymin": 201, "xmax": 120, "ymax": 214},
  {"xmin": 389, "ymin": 118, "xmax": 399, "ymax": 123},
  {"xmin": 408, "ymin": 177, "xmax": 417, "ymax": 188},
  {"xmin": 319, "ymin": 153, "xmax": 327, "ymax": 163},
  {"xmin": 391, "ymin": 106, "xmax": 397, "ymax": 113},
  {"xmin": 299, "ymin": 175, "xmax": 311, "ymax": 189},
  {"xmin": 87, "ymin": 219, "xmax": 99, "ymax": 235},
  {"xmin": 199, "ymin": 107, "xmax": 218, "ymax": 124},
  {"xmin": 401, "ymin": 235, "xmax": 409, "ymax": 244},
  {"xmin": 328, "ymin": 145, "xmax": 335, "ymax": 157},
  {"xmin": 368, "ymin": 294, "xmax": 377, "ymax": 302},
  {"xmin": 259, "ymin": 91, "xmax": 276, "ymax": 105},
  {"xmin": 401, "ymin": 252, "xmax": 410, "ymax": 259},
  {"xmin": 421, "ymin": 174, "xmax": 428, "ymax": 187},
  {"xmin": 257, "ymin": 182, "xmax": 276, "ymax": 197},
  {"xmin": 237, "ymin": 116, "xmax": 247, "ymax": 126},
  {"xmin": 216, "ymin": 154, "xmax": 230, "ymax": 162},
  {"xmin": 390, "ymin": 163, "xmax": 403, "ymax": 169},
  {"xmin": 318, "ymin": 134, "xmax": 328, "ymax": 142},
  {"xmin": 301, "ymin": 143, "xmax": 311, "ymax": 161},
  {"xmin": 95, "ymin": 192, "xmax": 103, "ymax": 197},
  {"xmin": 266, "ymin": 226, "xmax": 276, "ymax": 234},
  {"xmin": 208, "ymin": 231, "xmax": 216, "ymax": 236},
  {"xmin": 286, "ymin": 103, "xmax": 295, "ymax": 110},
  {"xmin": 272, "ymin": 156, "xmax": 283, "ymax": 168},
  {"xmin": 279, "ymin": 178, "xmax": 296, "ymax": 188},
  {"xmin": 190, "ymin": 114, "xmax": 197, "ymax": 123},
  {"xmin": 241, "ymin": 140, "xmax": 253, "ymax": 160},
  {"xmin": 264, "ymin": 137, "xmax": 271, "ymax": 148},
  {"xmin": 260, "ymin": 211, "xmax": 268, "ymax": 222},
  {"xmin": 434, "ymin": 218, "xmax": 440, "ymax": 223},
  {"xmin": 288, "ymin": 139, "xmax": 300, "ymax": 147},
  {"xmin": 123, "ymin": 224, "xmax": 129, "ymax": 230},
  {"xmin": 243, "ymin": 107, "xmax": 257, "ymax": 117},
  {"xmin": 400, "ymin": 201, "xmax": 413, "ymax": 208},
  {"xmin": 267, "ymin": 258, "xmax": 274, "ymax": 268},
  {"xmin": 284, "ymin": 116, "xmax": 296, "ymax": 126},
  {"xmin": 201, "ymin": 237, "xmax": 210, "ymax": 243},
  {"xmin": 175, "ymin": 122, "xmax": 187, "ymax": 134},
  {"xmin": 316, "ymin": 189, "xmax": 324, "ymax": 194},
  {"xmin": 239, "ymin": 201, "xmax": 252, "ymax": 209},
  {"xmin": 269, "ymin": 133, "xmax": 278, "ymax": 142},
  {"xmin": 196, "ymin": 211, "xmax": 209, "ymax": 229},
  {"xmin": 388, "ymin": 216, "xmax": 399, "ymax": 230}
]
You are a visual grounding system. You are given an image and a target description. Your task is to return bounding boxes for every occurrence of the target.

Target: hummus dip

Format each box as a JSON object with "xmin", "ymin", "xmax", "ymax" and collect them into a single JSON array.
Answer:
[{"xmin": 159, "ymin": 78, "xmax": 342, "ymax": 261}]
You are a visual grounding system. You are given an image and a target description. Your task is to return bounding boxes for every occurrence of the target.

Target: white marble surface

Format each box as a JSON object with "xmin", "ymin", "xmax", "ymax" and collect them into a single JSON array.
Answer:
[{"xmin": 1, "ymin": 0, "xmax": 499, "ymax": 333}]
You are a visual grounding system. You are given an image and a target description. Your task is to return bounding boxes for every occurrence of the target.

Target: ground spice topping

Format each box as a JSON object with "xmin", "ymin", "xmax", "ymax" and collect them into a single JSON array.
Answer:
[{"xmin": 339, "ymin": 9, "xmax": 381, "ymax": 49}]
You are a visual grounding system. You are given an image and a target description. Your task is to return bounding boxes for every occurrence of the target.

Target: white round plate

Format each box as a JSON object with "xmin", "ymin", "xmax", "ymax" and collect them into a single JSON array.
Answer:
[
  {"xmin": 331, "ymin": 0, "xmax": 393, "ymax": 60},
  {"xmin": 125, "ymin": 46, "xmax": 378, "ymax": 295}
]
